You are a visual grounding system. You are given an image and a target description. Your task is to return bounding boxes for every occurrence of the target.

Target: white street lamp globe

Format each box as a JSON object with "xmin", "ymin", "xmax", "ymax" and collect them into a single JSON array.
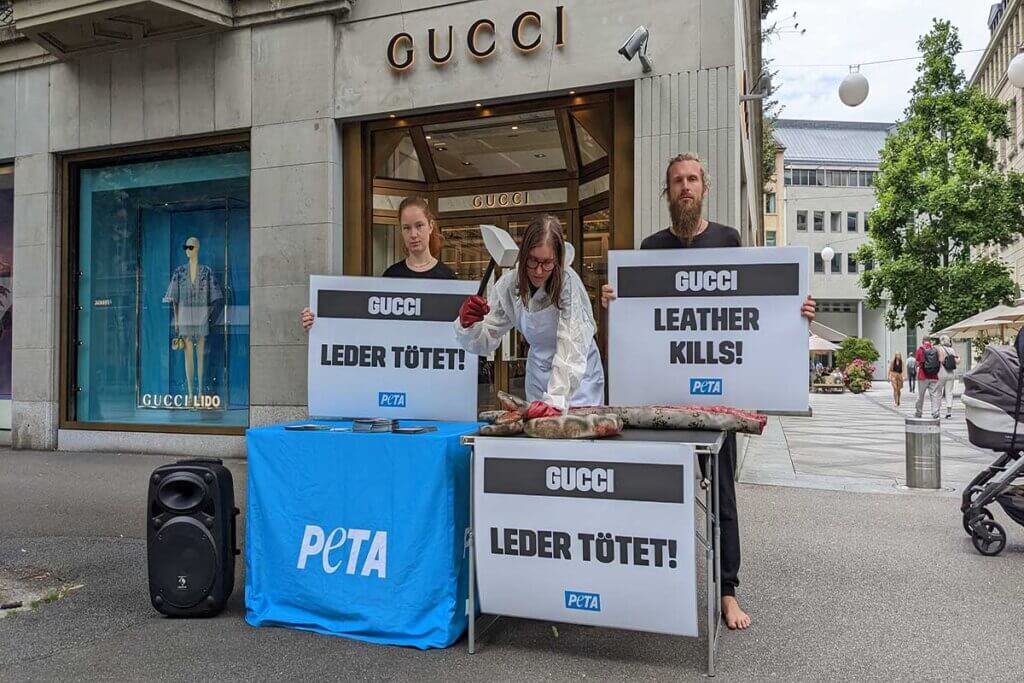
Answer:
[
  {"xmin": 821, "ymin": 246, "xmax": 835, "ymax": 263},
  {"xmin": 839, "ymin": 70, "xmax": 869, "ymax": 107},
  {"xmin": 1009, "ymin": 52, "xmax": 1024, "ymax": 89}
]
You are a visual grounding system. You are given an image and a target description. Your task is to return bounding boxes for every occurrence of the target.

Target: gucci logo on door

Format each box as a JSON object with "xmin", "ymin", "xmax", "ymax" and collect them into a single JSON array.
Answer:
[
  {"xmin": 387, "ymin": 6, "xmax": 566, "ymax": 71},
  {"xmin": 473, "ymin": 192, "xmax": 528, "ymax": 209}
]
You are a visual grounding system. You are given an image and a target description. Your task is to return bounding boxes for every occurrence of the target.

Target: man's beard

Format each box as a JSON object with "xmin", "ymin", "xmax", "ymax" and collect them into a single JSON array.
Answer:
[{"xmin": 669, "ymin": 194, "xmax": 703, "ymax": 242}]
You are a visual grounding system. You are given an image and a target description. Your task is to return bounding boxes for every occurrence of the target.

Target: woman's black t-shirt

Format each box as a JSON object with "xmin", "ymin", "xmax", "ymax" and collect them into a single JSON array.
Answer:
[
  {"xmin": 382, "ymin": 260, "xmax": 457, "ymax": 280},
  {"xmin": 892, "ymin": 359, "xmax": 903, "ymax": 374}
]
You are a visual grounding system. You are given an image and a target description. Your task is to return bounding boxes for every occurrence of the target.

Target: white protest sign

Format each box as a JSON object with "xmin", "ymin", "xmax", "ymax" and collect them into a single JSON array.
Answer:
[
  {"xmin": 608, "ymin": 246, "xmax": 809, "ymax": 413},
  {"xmin": 307, "ymin": 275, "xmax": 478, "ymax": 421},
  {"xmin": 474, "ymin": 437, "xmax": 697, "ymax": 636}
]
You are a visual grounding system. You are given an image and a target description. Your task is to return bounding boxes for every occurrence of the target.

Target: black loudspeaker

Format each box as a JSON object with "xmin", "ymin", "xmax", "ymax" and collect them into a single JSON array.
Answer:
[{"xmin": 147, "ymin": 458, "xmax": 239, "ymax": 617}]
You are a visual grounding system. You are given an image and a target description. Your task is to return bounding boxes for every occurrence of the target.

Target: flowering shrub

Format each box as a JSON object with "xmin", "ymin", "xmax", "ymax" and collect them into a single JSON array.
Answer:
[{"xmin": 843, "ymin": 359, "xmax": 876, "ymax": 393}]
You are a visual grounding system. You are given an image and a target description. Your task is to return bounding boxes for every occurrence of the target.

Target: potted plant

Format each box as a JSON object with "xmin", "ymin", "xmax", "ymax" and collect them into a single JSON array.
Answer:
[{"xmin": 843, "ymin": 359, "xmax": 875, "ymax": 394}]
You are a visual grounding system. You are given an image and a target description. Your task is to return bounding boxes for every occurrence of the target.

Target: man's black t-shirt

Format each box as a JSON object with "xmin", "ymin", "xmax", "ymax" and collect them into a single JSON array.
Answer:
[
  {"xmin": 381, "ymin": 260, "xmax": 457, "ymax": 279},
  {"xmin": 640, "ymin": 222, "xmax": 741, "ymax": 250}
]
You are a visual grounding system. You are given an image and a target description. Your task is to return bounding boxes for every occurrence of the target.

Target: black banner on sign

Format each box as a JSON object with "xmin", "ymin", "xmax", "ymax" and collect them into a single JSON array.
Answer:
[
  {"xmin": 618, "ymin": 263, "xmax": 799, "ymax": 298},
  {"xmin": 318, "ymin": 290, "xmax": 465, "ymax": 322},
  {"xmin": 484, "ymin": 458, "xmax": 685, "ymax": 503}
]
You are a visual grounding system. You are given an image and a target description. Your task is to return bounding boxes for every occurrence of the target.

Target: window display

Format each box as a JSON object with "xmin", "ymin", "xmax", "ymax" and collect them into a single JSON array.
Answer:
[
  {"xmin": 73, "ymin": 148, "xmax": 250, "ymax": 428},
  {"xmin": 0, "ymin": 166, "xmax": 12, "ymax": 432}
]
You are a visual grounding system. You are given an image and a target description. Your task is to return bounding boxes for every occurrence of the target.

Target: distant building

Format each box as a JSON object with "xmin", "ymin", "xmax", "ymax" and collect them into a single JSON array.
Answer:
[
  {"xmin": 972, "ymin": 0, "xmax": 1024, "ymax": 288},
  {"xmin": 768, "ymin": 119, "xmax": 927, "ymax": 377}
]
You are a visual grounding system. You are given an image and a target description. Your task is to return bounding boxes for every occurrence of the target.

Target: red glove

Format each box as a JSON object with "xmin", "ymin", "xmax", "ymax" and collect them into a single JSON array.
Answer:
[
  {"xmin": 459, "ymin": 295, "xmax": 490, "ymax": 328},
  {"xmin": 526, "ymin": 401, "xmax": 562, "ymax": 419}
]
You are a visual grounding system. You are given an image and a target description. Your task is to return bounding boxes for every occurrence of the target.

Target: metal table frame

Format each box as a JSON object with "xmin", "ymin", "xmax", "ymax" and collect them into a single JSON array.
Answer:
[{"xmin": 462, "ymin": 429, "xmax": 727, "ymax": 677}]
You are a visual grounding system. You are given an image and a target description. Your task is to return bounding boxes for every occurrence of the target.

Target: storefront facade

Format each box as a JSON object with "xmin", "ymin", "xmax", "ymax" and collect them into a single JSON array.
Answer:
[{"xmin": 0, "ymin": 0, "xmax": 763, "ymax": 455}]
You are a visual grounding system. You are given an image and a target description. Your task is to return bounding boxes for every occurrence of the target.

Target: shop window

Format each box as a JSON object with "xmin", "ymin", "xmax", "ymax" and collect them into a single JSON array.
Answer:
[
  {"xmin": 578, "ymin": 175, "xmax": 609, "ymax": 202},
  {"xmin": 72, "ymin": 147, "xmax": 250, "ymax": 428},
  {"xmin": 0, "ymin": 166, "xmax": 12, "ymax": 431},
  {"xmin": 571, "ymin": 108, "xmax": 610, "ymax": 167},
  {"xmin": 796, "ymin": 211, "xmax": 807, "ymax": 231},
  {"xmin": 372, "ymin": 130, "xmax": 426, "ymax": 182},
  {"xmin": 422, "ymin": 111, "xmax": 566, "ymax": 180}
]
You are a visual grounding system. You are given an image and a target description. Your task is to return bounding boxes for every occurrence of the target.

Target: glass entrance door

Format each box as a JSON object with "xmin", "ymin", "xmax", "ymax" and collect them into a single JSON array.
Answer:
[{"xmin": 362, "ymin": 91, "xmax": 623, "ymax": 411}]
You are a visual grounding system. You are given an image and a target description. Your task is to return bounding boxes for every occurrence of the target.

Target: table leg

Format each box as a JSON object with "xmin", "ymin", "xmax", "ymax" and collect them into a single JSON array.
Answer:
[{"xmin": 468, "ymin": 446, "xmax": 477, "ymax": 655}]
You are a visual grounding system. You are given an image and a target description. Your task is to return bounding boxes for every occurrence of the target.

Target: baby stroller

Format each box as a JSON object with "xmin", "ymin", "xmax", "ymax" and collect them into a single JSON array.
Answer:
[{"xmin": 960, "ymin": 328, "xmax": 1024, "ymax": 556}]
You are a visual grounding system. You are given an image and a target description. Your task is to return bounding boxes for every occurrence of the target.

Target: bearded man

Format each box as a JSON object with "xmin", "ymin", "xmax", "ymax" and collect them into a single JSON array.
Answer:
[{"xmin": 602, "ymin": 153, "xmax": 816, "ymax": 631}]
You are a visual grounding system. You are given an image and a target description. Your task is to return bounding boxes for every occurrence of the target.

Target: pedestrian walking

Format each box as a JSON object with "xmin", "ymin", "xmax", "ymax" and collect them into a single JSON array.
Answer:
[
  {"xmin": 906, "ymin": 354, "xmax": 917, "ymax": 393},
  {"xmin": 915, "ymin": 339, "xmax": 943, "ymax": 419},
  {"xmin": 889, "ymin": 352, "xmax": 905, "ymax": 407},
  {"xmin": 937, "ymin": 334, "xmax": 960, "ymax": 419}
]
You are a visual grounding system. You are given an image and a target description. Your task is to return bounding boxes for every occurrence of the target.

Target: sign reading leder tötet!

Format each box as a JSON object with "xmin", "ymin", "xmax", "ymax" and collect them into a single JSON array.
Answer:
[
  {"xmin": 608, "ymin": 246, "xmax": 810, "ymax": 413},
  {"xmin": 307, "ymin": 275, "xmax": 478, "ymax": 421}
]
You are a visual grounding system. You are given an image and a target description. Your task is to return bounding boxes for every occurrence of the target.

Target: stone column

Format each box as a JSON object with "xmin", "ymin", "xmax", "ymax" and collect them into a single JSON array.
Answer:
[
  {"xmin": 10, "ymin": 66, "xmax": 57, "ymax": 450},
  {"xmin": 633, "ymin": 67, "xmax": 737, "ymax": 246},
  {"xmin": 248, "ymin": 17, "xmax": 343, "ymax": 427}
]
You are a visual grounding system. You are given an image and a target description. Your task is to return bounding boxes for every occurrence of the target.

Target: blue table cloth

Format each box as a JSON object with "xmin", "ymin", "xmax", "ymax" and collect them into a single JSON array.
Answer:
[{"xmin": 244, "ymin": 420, "xmax": 479, "ymax": 649}]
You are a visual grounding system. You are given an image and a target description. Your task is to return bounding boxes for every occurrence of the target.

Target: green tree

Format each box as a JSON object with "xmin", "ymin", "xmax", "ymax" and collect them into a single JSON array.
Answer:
[
  {"xmin": 857, "ymin": 20, "xmax": 1024, "ymax": 333},
  {"xmin": 836, "ymin": 336, "xmax": 880, "ymax": 369}
]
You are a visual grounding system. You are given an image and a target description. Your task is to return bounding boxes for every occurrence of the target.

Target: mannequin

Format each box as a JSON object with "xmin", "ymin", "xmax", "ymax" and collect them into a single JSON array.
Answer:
[{"xmin": 164, "ymin": 237, "xmax": 222, "ymax": 407}]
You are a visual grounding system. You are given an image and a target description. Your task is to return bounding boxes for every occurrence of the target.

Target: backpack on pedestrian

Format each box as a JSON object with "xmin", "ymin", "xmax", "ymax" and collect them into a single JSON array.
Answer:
[
  {"xmin": 922, "ymin": 347, "xmax": 941, "ymax": 375},
  {"xmin": 942, "ymin": 347, "xmax": 957, "ymax": 372}
]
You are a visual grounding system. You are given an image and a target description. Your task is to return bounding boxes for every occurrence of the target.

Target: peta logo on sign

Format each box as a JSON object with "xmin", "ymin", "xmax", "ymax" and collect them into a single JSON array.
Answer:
[
  {"xmin": 378, "ymin": 392, "xmax": 407, "ymax": 408},
  {"xmin": 689, "ymin": 378, "xmax": 723, "ymax": 396},
  {"xmin": 564, "ymin": 590, "xmax": 601, "ymax": 612},
  {"xmin": 296, "ymin": 524, "xmax": 389, "ymax": 578}
]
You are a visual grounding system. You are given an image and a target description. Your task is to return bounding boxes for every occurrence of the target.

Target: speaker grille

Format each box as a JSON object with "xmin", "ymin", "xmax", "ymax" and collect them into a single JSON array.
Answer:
[
  {"xmin": 150, "ymin": 517, "xmax": 217, "ymax": 608},
  {"xmin": 156, "ymin": 474, "xmax": 207, "ymax": 514}
]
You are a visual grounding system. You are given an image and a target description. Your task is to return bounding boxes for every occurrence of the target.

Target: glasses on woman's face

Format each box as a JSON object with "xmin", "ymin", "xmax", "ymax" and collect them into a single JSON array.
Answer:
[{"xmin": 525, "ymin": 257, "xmax": 556, "ymax": 272}]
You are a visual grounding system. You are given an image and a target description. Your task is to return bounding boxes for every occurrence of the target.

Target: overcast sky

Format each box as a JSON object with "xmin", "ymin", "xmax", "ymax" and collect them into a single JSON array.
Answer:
[{"xmin": 763, "ymin": 0, "xmax": 995, "ymax": 124}]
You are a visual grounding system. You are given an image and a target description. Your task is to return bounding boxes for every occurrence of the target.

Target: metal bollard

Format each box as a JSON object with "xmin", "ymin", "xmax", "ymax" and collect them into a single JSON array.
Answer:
[{"xmin": 905, "ymin": 417, "xmax": 941, "ymax": 489}]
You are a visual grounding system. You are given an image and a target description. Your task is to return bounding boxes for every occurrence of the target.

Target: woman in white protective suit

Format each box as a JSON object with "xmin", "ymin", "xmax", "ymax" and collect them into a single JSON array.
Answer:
[{"xmin": 456, "ymin": 214, "xmax": 604, "ymax": 418}]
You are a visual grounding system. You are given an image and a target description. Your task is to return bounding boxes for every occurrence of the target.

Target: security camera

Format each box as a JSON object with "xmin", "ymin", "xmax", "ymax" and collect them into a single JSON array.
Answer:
[{"xmin": 618, "ymin": 26, "xmax": 653, "ymax": 73}]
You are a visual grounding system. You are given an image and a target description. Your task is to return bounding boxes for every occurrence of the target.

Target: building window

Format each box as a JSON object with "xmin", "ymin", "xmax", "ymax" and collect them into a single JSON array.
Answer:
[
  {"xmin": 789, "ymin": 169, "xmax": 825, "ymax": 186},
  {"xmin": 69, "ymin": 145, "xmax": 251, "ymax": 429},
  {"xmin": 847, "ymin": 211, "xmax": 858, "ymax": 232},
  {"xmin": 784, "ymin": 169, "xmax": 793, "ymax": 186},
  {"xmin": 796, "ymin": 211, "xmax": 808, "ymax": 231},
  {"xmin": 0, "ymin": 165, "xmax": 11, "ymax": 431},
  {"xmin": 907, "ymin": 327, "xmax": 917, "ymax": 358},
  {"xmin": 818, "ymin": 301, "xmax": 856, "ymax": 313},
  {"xmin": 764, "ymin": 192, "xmax": 777, "ymax": 214},
  {"xmin": 766, "ymin": 231, "xmax": 776, "ymax": 246},
  {"xmin": 813, "ymin": 211, "xmax": 824, "ymax": 232},
  {"xmin": 831, "ymin": 252, "xmax": 842, "ymax": 274},
  {"xmin": 863, "ymin": 259, "xmax": 874, "ymax": 271},
  {"xmin": 814, "ymin": 253, "xmax": 825, "ymax": 273},
  {"xmin": 848, "ymin": 254, "xmax": 858, "ymax": 273},
  {"xmin": 830, "ymin": 211, "xmax": 842, "ymax": 232},
  {"xmin": 859, "ymin": 170, "xmax": 876, "ymax": 187}
]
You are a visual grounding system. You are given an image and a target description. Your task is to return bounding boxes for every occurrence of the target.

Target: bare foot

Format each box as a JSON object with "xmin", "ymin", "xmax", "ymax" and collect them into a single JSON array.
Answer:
[{"xmin": 722, "ymin": 596, "xmax": 751, "ymax": 630}]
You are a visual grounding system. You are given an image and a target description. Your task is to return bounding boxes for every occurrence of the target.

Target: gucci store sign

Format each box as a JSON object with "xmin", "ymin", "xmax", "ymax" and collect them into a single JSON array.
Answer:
[{"xmin": 387, "ymin": 6, "xmax": 566, "ymax": 71}]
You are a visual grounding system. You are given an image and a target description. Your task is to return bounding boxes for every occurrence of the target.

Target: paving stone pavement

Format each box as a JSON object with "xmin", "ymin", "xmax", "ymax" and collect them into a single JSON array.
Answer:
[{"xmin": 740, "ymin": 382, "xmax": 996, "ymax": 496}]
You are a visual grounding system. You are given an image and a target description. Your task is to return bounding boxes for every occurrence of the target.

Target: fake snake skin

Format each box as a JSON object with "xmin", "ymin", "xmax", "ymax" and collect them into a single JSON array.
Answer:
[{"xmin": 477, "ymin": 391, "xmax": 767, "ymax": 439}]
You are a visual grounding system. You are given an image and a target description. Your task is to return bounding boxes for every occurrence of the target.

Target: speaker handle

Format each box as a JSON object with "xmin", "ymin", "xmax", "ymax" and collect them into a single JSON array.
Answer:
[{"xmin": 232, "ymin": 507, "xmax": 241, "ymax": 556}]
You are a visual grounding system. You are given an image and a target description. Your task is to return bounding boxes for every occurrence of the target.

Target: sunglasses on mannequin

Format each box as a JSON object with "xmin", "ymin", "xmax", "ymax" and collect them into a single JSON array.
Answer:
[{"xmin": 184, "ymin": 245, "xmax": 195, "ymax": 252}]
